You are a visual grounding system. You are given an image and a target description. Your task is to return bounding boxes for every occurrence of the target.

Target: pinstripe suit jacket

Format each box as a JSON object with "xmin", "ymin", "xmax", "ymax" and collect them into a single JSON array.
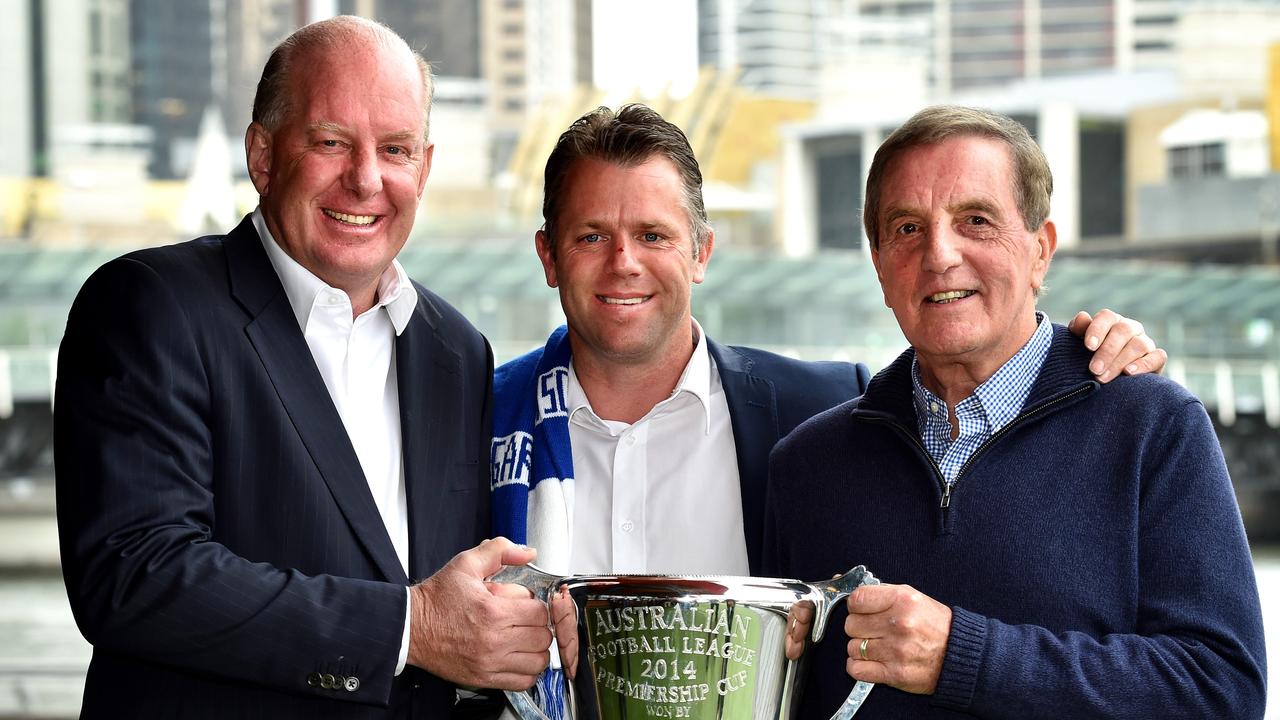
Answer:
[{"xmin": 54, "ymin": 217, "xmax": 493, "ymax": 718}]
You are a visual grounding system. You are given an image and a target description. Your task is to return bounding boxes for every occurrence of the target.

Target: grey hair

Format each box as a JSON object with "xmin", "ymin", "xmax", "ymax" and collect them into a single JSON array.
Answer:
[{"xmin": 863, "ymin": 105, "xmax": 1052, "ymax": 250}]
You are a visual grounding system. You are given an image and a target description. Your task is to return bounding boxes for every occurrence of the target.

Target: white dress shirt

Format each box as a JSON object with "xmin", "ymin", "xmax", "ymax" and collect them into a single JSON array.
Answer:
[
  {"xmin": 253, "ymin": 210, "xmax": 417, "ymax": 671},
  {"xmin": 566, "ymin": 321, "xmax": 749, "ymax": 575}
]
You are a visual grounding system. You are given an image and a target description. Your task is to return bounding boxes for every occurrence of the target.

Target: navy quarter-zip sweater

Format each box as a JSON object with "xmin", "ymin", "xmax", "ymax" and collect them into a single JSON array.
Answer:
[{"xmin": 763, "ymin": 325, "xmax": 1267, "ymax": 719}]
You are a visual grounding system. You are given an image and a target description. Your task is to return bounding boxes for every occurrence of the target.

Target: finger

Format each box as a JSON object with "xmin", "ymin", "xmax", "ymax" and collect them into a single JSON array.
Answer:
[
  {"xmin": 1079, "ymin": 308, "xmax": 1120, "ymax": 352},
  {"xmin": 1089, "ymin": 319, "xmax": 1144, "ymax": 380},
  {"xmin": 457, "ymin": 537, "xmax": 522, "ymax": 579},
  {"xmin": 502, "ymin": 624, "xmax": 555, "ymax": 653},
  {"xmin": 846, "ymin": 658, "xmax": 888, "ymax": 685},
  {"xmin": 484, "ymin": 668, "xmax": 546, "ymax": 692},
  {"xmin": 847, "ymin": 584, "xmax": 899, "ymax": 615},
  {"xmin": 1096, "ymin": 332, "xmax": 1155, "ymax": 381},
  {"xmin": 848, "ymin": 635, "xmax": 881, "ymax": 664},
  {"xmin": 503, "ymin": 597, "xmax": 557, "ymax": 628},
  {"xmin": 1125, "ymin": 347, "xmax": 1167, "ymax": 376},
  {"xmin": 1067, "ymin": 310, "xmax": 1094, "ymax": 342},
  {"xmin": 844, "ymin": 612, "xmax": 892, "ymax": 641},
  {"xmin": 785, "ymin": 634, "xmax": 805, "ymax": 661},
  {"xmin": 499, "ymin": 542, "xmax": 538, "ymax": 567},
  {"xmin": 486, "ymin": 581, "xmax": 535, "ymax": 600}
]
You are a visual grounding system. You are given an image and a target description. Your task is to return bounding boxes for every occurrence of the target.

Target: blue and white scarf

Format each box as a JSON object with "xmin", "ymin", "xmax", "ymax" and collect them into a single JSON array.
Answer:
[{"xmin": 491, "ymin": 325, "xmax": 575, "ymax": 719}]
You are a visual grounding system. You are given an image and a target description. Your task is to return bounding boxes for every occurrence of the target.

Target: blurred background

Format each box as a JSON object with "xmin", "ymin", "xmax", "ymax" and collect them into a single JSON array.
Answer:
[{"xmin": 1, "ymin": 0, "xmax": 1278, "ymax": 716}]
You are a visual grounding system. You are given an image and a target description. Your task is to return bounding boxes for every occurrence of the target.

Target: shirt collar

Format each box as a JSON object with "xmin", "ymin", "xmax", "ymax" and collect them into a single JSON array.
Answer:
[
  {"xmin": 911, "ymin": 311, "xmax": 1053, "ymax": 433},
  {"xmin": 566, "ymin": 318, "xmax": 715, "ymax": 434},
  {"xmin": 252, "ymin": 208, "xmax": 417, "ymax": 335}
]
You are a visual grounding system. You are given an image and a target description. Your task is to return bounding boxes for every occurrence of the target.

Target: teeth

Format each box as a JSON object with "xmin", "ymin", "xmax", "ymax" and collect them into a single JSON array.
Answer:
[
  {"xmin": 324, "ymin": 209, "xmax": 376, "ymax": 225},
  {"xmin": 601, "ymin": 296, "xmax": 647, "ymax": 305},
  {"xmin": 929, "ymin": 290, "xmax": 975, "ymax": 304}
]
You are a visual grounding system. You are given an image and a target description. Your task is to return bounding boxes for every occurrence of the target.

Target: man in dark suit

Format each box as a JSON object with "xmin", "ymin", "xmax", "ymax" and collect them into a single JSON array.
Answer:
[{"xmin": 55, "ymin": 16, "xmax": 549, "ymax": 718}]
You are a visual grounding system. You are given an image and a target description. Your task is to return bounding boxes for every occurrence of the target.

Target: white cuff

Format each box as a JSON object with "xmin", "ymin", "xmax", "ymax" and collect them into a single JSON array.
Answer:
[{"xmin": 395, "ymin": 586, "xmax": 411, "ymax": 675}]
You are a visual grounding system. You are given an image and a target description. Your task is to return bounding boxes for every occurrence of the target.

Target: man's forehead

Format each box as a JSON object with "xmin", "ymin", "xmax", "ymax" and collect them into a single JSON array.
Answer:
[{"xmin": 882, "ymin": 137, "xmax": 1015, "ymax": 207}]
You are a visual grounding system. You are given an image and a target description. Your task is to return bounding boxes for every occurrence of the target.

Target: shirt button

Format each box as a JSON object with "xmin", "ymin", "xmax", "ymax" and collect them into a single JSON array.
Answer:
[
  {"xmin": 623, "ymin": 434, "xmax": 636, "ymax": 447},
  {"xmin": 930, "ymin": 402, "xmax": 941, "ymax": 414},
  {"xmin": 344, "ymin": 676, "xmax": 360, "ymax": 692},
  {"xmin": 620, "ymin": 520, "xmax": 635, "ymax": 533}
]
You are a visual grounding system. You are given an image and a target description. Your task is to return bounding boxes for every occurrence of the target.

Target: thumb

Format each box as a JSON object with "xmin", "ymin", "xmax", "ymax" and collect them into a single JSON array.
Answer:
[{"xmin": 459, "ymin": 537, "xmax": 537, "ymax": 579}]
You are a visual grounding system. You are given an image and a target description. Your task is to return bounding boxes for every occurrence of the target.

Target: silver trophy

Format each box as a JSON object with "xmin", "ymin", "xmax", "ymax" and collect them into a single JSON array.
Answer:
[{"xmin": 491, "ymin": 564, "xmax": 879, "ymax": 720}]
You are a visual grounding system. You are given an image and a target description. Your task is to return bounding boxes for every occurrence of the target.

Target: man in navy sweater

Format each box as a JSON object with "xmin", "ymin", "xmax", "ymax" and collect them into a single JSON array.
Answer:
[{"xmin": 765, "ymin": 106, "xmax": 1267, "ymax": 719}]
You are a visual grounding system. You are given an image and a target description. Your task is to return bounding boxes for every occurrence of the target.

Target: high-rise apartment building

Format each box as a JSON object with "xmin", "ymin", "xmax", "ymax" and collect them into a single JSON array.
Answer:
[
  {"xmin": 355, "ymin": 0, "xmax": 481, "ymax": 77},
  {"xmin": 12, "ymin": 0, "xmax": 135, "ymax": 177},
  {"xmin": 698, "ymin": 0, "xmax": 835, "ymax": 97},
  {"xmin": 129, "ymin": 0, "xmax": 214, "ymax": 178}
]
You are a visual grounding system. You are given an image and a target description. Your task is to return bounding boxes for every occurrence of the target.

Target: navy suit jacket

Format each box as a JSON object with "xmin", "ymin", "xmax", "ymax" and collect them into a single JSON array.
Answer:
[
  {"xmin": 707, "ymin": 340, "xmax": 870, "ymax": 573},
  {"xmin": 55, "ymin": 217, "xmax": 493, "ymax": 718}
]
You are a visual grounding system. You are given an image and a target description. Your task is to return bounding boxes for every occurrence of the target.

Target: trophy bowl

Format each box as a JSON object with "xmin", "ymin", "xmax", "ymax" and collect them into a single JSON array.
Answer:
[{"xmin": 490, "ymin": 564, "xmax": 879, "ymax": 720}]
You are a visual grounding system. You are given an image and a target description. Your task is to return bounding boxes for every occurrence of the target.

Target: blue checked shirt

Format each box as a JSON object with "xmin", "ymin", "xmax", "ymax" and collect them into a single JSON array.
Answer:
[{"xmin": 912, "ymin": 313, "xmax": 1053, "ymax": 491}]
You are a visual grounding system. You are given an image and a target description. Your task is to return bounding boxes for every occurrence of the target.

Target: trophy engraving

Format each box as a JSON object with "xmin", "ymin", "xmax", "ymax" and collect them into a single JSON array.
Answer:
[{"xmin": 491, "ymin": 565, "xmax": 879, "ymax": 720}]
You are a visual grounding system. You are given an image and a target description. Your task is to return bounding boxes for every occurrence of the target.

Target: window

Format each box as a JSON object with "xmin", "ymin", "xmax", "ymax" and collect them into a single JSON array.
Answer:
[{"xmin": 1168, "ymin": 142, "xmax": 1227, "ymax": 180}]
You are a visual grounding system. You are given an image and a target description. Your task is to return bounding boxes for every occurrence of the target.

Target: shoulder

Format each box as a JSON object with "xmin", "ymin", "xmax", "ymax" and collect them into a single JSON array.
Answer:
[
  {"xmin": 773, "ymin": 396, "xmax": 861, "ymax": 457},
  {"xmin": 710, "ymin": 341, "xmax": 870, "ymax": 396},
  {"xmin": 408, "ymin": 279, "xmax": 490, "ymax": 360},
  {"xmin": 73, "ymin": 237, "xmax": 231, "ymax": 322}
]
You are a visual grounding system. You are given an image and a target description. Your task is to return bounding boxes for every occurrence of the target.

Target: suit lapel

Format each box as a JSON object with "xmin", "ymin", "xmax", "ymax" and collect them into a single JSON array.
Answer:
[
  {"xmin": 396, "ymin": 289, "xmax": 462, "ymax": 581},
  {"xmin": 226, "ymin": 220, "xmax": 409, "ymax": 584},
  {"xmin": 709, "ymin": 340, "xmax": 778, "ymax": 574}
]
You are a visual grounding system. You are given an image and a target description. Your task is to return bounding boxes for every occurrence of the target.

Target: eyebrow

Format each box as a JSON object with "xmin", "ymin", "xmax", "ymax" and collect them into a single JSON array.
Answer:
[
  {"xmin": 305, "ymin": 123, "xmax": 421, "ymax": 145},
  {"xmin": 573, "ymin": 219, "xmax": 683, "ymax": 235},
  {"xmin": 949, "ymin": 199, "xmax": 1004, "ymax": 220},
  {"xmin": 306, "ymin": 122, "xmax": 348, "ymax": 136}
]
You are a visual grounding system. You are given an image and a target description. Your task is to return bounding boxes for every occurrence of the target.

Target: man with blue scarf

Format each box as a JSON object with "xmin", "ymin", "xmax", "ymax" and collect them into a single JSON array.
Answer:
[{"xmin": 489, "ymin": 105, "xmax": 1165, "ymax": 719}]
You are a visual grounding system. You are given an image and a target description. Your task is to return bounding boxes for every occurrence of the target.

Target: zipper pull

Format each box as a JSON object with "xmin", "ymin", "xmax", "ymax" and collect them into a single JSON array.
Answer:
[{"xmin": 941, "ymin": 482, "xmax": 953, "ymax": 508}]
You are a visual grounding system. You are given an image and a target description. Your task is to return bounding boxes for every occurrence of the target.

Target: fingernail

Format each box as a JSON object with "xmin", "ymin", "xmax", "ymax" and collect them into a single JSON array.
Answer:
[
  {"xmin": 1087, "ymin": 336, "xmax": 1099, "ymax": 350},
  {"xmin": 1090, "ymin": 360, "xmax": 1103, "ymax": 374},
  {"xmin": 1126, "ymin": 364, "xmax": 1137, "ymax": 375}
]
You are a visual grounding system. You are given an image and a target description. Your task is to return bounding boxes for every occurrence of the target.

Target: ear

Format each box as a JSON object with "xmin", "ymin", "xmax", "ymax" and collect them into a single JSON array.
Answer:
[
  {"xmin": 535, "ymin": 229, "xmax": 558, "ymax": 288},
  {"xmin": 417, "ymin": 141, "xmax": 434, "ymax": 198},
  {"xmin": 870, "ymin": 246, "xmax": 892, "ymax": 309},
  {"xmin": 245, "ymin": 122, "xmax": 273, "ymax": 196},
  {"xmin": 1030, "ymin": 220, "xmax": 1057, "ymax": 292},
  {"xmin": 691, "ymin": 229, "xmax": 715, "ymax": 284}
]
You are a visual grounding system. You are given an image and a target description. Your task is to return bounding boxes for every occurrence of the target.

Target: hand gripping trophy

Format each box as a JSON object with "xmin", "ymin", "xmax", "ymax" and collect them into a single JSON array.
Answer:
[{"xmin": 492, "ymin": 564, "xmax": 881, "ymax": 720}]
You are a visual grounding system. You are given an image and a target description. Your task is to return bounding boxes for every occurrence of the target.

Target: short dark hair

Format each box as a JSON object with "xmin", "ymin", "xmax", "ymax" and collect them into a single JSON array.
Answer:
[
  {"xmin": 541, "ymin": 104, "xmax": 711, "ymax": 256},
  {"xmin": 863, "ymin": 105, "xmax": 1053, "ymax": 249},
  {"xmin": 251, "ymin": 15, "xmax": 434, "ymax": 140}
]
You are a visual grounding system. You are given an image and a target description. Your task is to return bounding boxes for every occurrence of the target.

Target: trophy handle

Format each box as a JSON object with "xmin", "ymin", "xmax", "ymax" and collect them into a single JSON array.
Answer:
[
  {"xmin": 488, "ymin": 563, "xmax": 566, "ymax": 720},
  {"xmin": 489, "ymin": 562, "xmax": 562, "ymax": 602},
  {"xmin": 808, "ymin": 565, "xmax": 881, "ymax": 720}
]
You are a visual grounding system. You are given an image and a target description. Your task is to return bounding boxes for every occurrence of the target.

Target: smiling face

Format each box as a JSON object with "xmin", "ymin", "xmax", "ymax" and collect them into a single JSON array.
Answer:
[
  {"xmin": 871, "ymin": 135, "xmax": 1056, "ymax": 380},
  {"xmin": 535, "ymin": 156, "xmax": 713, "ymax": 372},
  {"xmin": 246, "ymin": 35, "xmax": 432, "ymax": 311}
]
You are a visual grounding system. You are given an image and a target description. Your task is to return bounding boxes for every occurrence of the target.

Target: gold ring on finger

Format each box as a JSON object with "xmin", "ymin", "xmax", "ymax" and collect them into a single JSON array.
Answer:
[{"xmin": 859, "ymin": 637, "xmax": 870, "ymax": 661}]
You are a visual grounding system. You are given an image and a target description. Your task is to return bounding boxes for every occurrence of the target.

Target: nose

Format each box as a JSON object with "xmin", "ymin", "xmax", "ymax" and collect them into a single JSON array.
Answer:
[
  {"xmin": 921, "ymin": 222, "xmax": 963, "ymax": 274},
  {"xmin": 606, "ymin": 237, "xmax": 642, "ymax": 276},
  {"xmin": 343, "ymin": 146, "xmax": 382, "ymax": 198}
]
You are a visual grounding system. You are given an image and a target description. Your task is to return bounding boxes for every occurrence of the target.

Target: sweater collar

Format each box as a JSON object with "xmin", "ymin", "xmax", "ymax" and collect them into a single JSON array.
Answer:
[{"xmin": 852, "ymin": 324, "xmax": 1098, "ymax": 428}]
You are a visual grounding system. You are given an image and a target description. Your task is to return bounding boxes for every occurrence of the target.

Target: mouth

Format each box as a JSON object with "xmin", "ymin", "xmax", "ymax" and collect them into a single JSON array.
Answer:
[
  {"xmin": 323, "ymin": 209, "xmax": 380, "ymax": 226},
  {"xmin": 598, "ymin": 295, "xmax": 651, "ymax": 306},
  {"xmin": 927, "ymin": 290, "xmax": 976, "ymax": 304}
]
